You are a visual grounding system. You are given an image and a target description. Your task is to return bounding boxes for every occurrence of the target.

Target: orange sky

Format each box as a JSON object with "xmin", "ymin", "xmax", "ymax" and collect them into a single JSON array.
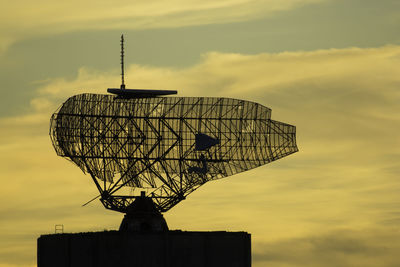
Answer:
[{"xmin": 1, "ymin": 1, "xmax": 400, "ymax": 266}]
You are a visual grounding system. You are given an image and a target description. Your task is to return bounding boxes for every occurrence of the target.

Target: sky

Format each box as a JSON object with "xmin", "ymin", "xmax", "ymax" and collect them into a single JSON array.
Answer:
[{"xmin": 0, "ymin": 0, "xmax": 400, "ymax": 266}]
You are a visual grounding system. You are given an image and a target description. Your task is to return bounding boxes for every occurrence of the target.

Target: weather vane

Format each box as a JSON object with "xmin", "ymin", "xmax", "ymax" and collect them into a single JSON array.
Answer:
[{"xmin": 49, "ymin": 36, "xmax": 298, "ymax": 231}]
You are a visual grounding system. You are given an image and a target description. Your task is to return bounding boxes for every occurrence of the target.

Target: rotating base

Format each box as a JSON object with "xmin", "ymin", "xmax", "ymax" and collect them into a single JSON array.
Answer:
[{"xmin": 119, "ymin": 193, "xmax": 168, "ymax": 232}]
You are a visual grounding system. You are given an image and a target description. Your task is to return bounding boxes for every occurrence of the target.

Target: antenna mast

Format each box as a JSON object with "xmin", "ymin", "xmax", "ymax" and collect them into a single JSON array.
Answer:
[{"xmin": 120, "ymin": 34, "xmax": 125, "ymax": 89}]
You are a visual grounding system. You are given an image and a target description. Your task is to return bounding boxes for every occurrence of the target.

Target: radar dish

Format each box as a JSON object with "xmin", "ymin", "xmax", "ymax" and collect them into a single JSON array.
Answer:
[{"xmin": 50, "ymin": 94, "xmax": 298, "ymax": 213}]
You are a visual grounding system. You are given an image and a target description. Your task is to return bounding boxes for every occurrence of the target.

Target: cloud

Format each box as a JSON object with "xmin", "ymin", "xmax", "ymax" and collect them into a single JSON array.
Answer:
[
  {"xmin": 253, "ymin": 227, "xmax": 400, "ymax": 267},
  {"xmin": 1, "ymin": 45, "xmax": 399, "ymax": 266},
  {"xmin": 0, "ymin": 0, "xmax": 324, "ymax": 54}
]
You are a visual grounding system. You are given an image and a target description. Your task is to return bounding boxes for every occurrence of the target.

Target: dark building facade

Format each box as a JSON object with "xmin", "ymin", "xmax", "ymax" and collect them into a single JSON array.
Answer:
[{"xmin": 38, "ymin": 230, "xmax": 251, "ymax": 267}]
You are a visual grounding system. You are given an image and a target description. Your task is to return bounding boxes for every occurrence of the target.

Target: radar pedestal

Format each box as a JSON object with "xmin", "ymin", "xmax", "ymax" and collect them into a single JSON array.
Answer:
[{"xmin": 119, "ymin": 191, "xmax": 168, "ymax": 232}]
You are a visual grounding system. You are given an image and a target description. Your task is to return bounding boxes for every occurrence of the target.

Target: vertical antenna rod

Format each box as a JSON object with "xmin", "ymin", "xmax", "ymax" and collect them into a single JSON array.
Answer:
[{"xmin": 120, "ymin": 34, "xmax": 125, "ymax": 89}]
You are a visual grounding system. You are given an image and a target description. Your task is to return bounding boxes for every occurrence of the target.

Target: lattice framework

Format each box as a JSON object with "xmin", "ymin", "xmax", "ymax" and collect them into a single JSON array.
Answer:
[{"xmin": 50, "ymin": 94, "xmax": 298, "ymax": 212}]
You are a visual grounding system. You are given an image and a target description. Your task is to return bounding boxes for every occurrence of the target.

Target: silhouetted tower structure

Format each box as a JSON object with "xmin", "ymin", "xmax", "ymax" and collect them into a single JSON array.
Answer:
[{"xmin": 39, "ymin": 35, "xmax": 298, "ymax": 267}]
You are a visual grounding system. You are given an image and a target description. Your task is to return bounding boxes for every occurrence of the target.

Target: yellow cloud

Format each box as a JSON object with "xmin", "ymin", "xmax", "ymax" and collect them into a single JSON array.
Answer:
[
  {"xmin": 0, "ymin": 0, "xmax": 324, "ymax": 54},
  {"xmin": 253, "ymin": 227, "xmax": 400, "ymax": 267},
  {"xmin": 1, "ymin": 45, "xmax": 399, "ymax": 266}
]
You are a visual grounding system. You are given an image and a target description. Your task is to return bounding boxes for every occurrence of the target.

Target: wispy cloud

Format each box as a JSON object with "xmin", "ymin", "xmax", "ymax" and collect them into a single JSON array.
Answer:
[
  {"xmin": 253, "ymin": 227, "xmax": 400, "ymax": 267},
  {"xmin": 0, "ymin": 0, "xmax": 324, "ymax": 54},
  {"xmin": 0, "ymin": 45, "xmax": 399, "ymax": 266}
]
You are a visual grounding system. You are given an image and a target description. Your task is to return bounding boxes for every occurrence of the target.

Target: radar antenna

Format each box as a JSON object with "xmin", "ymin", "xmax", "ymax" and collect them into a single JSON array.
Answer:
[
  {"xmin": 49, "ymin": 35, "xmax": 299, "ymax": 232},
  {"xmin": 107, "ymin": 35, "xmax": 177, "ymax": 98},
  {"xmin": 120, "ymin": 34, "xmax": 125, "ymax": 89}
]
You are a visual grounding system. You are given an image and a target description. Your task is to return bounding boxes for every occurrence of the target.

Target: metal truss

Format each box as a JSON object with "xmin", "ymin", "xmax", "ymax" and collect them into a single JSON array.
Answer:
[{"xmin": 50, "ymin": 94, "xmax": 298, "ymax": 213}]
